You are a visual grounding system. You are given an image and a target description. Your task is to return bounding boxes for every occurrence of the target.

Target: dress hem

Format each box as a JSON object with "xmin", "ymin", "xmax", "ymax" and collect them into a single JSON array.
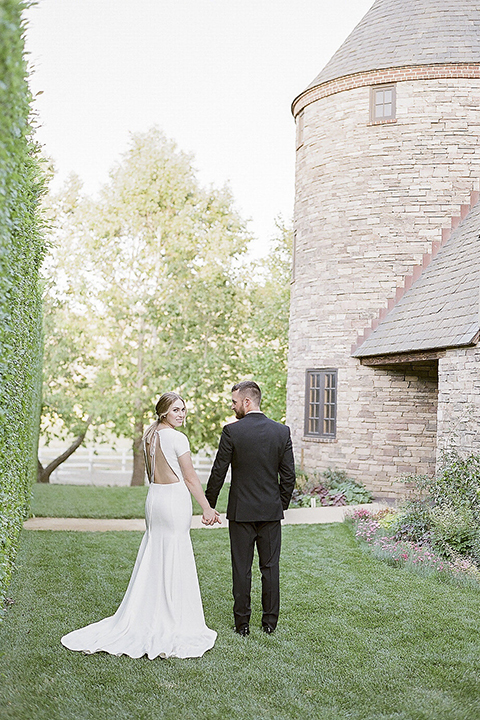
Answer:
[{"xmin": 61, "ymin": 638, "xmax": 217, "ymax": 660}]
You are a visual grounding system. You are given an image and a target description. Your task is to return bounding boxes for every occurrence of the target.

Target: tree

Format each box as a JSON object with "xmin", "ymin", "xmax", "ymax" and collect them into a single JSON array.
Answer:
[
  {"xmin": 39, "ymin": 175, "xmax": 102, "ymax": 482},
  {"xmin": 40, "ymin": 128, "xmax": 250, "ymax": 484},
  {"xmin": 244, "ymin": 220, "xmax": 292, "ymax": 422}
]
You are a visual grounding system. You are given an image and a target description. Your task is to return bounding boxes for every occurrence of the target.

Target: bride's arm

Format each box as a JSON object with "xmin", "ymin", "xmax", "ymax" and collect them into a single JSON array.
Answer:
[{"xmin": 178, "ymin": 453, "xmax": 221, "ymax": 525}]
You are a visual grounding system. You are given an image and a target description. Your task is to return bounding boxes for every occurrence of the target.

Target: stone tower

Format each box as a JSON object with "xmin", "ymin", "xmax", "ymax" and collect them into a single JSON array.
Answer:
[{"xmin": 287, "ymin": 0, "xmax": 480, "ymax": 496}]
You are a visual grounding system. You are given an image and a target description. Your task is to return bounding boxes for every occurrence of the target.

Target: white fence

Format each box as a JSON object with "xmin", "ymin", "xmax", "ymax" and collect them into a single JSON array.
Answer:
[{"xmin": 38, "ymin": 447, "xmax": 220, "ymax": 486}]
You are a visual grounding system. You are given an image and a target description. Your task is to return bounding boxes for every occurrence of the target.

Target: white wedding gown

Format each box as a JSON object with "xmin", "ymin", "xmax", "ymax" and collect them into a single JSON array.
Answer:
[{"xmin": 61, "ymin": 427, "xmax": 217, "ymax": 659}]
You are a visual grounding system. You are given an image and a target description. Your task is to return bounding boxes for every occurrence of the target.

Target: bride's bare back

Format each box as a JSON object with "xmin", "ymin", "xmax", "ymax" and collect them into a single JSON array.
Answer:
[{"xmin": 145, "ymin": 431, "xmax": 180, "ymax": 485}]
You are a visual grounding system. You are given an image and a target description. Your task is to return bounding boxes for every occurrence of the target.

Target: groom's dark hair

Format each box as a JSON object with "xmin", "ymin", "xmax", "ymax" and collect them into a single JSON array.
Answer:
[{"xmin": 232, "ymin": 380, "xmax": 262, "ymax": 406}]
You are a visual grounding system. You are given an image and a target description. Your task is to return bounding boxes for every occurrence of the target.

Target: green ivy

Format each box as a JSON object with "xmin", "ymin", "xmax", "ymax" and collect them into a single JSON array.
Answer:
[{"xmin": 0, "ymin": 0, "xmax": 46, "ymax": 614}]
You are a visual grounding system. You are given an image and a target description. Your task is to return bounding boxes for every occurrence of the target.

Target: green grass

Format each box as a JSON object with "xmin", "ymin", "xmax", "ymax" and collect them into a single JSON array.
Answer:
[
  {"xmin": 2, "ymin": 524, "xmax": 480, "ymax": 720},
  {"xmin": 30, "ymin": 483, "xmax": 230, "ymax": 518}
]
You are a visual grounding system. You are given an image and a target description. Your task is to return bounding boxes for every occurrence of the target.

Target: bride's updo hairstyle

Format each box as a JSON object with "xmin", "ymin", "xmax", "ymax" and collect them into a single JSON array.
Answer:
[{"xmin": 155, "ymin": 392, "xmax": 186, "ymax": 422}]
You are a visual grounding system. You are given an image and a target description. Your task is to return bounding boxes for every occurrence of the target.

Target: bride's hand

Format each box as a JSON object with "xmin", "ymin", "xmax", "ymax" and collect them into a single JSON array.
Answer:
[{"xmin": 202, "ymin": 507, "xmax": 221, "ymax": 525}]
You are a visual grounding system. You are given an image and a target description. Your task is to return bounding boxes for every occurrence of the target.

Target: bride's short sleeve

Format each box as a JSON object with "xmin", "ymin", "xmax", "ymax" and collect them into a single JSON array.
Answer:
[{"xmin": 174, "ymin": 431, "xmax": 190, "ymax": 458}]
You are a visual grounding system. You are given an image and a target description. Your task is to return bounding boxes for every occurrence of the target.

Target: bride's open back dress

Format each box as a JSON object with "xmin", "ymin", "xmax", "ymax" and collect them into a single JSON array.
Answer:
[{"xmin": 61, "ymin": 426, "xmax": 217, "ymax": 659}]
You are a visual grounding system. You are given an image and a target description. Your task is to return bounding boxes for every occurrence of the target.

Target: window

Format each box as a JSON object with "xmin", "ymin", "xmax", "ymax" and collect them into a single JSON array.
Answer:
[
  {"xmin": 304, "ymin": 369, "xmax": 337, "ymax": 438},
  {"xmin": 296, "ymin": 111, "xmax": 304, "ymax": 149},
  {"xmin": 370, "ymin": 84, "xmax": 396, "ymax": 123}
]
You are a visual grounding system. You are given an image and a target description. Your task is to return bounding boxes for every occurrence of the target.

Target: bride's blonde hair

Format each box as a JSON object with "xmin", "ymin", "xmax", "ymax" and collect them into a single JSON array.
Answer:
[
  {"xmin": 155, "ymin": 392, "xmax": 186, "ymax": 421},
  {"xmin": 143, "ymin": 392, "xmax": 187, "ymax": 444}
]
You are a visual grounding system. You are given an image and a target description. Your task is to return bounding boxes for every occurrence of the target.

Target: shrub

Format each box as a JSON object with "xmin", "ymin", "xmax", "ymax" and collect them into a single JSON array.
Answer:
[
  {"xmin": 408, "ymin": 450, "xmax": 480, "ymax": 516},
  {"xmin": 294, "ymin": 470, "xmax": 309, "ymax": 493},
  {"xmin": 327, "ymin": 480, "xmax": 372, "ymax": 505},
  {"xmin": 430, "ymin": 504, "xmax": 479, "ymax": 559},
  {"xmin": 322, "ymin": 467, "xmax": 350, "ymax": 487},
  {"xmin": 291, "ymin": 467, "xmax": 372, "ymax": 508},
  {"xmin": 390, "ymin": 500, "xmax": 432, "ymax": 544},
  {"xmin": 323, "ymin": 468, "xmax": 373, "ymax": 504},
  {"xmin": 0, "ymin": 1, "xmax": 46, "ymax": 614},
  {"xmin": 394, "ymin": 449, "xmax": 480, "ymax": 565}
]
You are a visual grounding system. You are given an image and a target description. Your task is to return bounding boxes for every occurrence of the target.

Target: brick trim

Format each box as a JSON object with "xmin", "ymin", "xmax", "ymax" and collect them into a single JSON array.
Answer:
[
  {"xmin": 350, "ymin": 190, "xmax": 480, "ymax": 356},
  {"xmin": 292, "ymin": 64, "xmax": 480, "ymax": 117}
]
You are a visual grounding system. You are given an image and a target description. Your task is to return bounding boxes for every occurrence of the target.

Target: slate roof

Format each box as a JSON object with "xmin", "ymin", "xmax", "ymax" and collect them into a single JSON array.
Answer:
[
  {"xmin": 352, "ymin": 202, "xmax": 480, "ymax": 358},
  {"xmin": 305, "ymin": 0, "xmax": 480, "ymax": 91}
]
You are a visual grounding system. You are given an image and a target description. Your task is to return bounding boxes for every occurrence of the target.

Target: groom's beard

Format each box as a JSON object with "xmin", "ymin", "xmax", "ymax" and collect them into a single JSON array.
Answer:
[{"xmin": 234, "ymin": 407, "xmax": 246, "ymax": 419}]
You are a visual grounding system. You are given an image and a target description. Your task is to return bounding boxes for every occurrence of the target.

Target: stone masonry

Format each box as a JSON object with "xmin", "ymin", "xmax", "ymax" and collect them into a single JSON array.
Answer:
[
  {"xmin": 287, "ymin": 0, "xmax": 480, "ymax": 497},
  {"xmin": 437, "ymin": 346, "xmax": 480, "ymax": 456},
  {"xmin": 297, "ymin": 361, "xmax": 439, "ymax": 497}
]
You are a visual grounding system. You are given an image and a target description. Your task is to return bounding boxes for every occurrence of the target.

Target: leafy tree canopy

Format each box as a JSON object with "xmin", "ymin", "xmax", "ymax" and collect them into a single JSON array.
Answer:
[
  {"xmin": 42, "ymin": 128, "xmax": 256, "ymax": 483},
  {"xmin": 244, "ymin": 219, "xmax": 292, "ymax": 422}
]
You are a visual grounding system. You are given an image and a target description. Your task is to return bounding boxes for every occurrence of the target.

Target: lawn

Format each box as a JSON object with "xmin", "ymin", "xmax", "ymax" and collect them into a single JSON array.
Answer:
[
  {"xmin": 2, "ymin": 524, "xmax": 480, "ymax": 720},
  {"xmin": 30, "ymin": 483, "xmax": 230, "ymax": 518}
]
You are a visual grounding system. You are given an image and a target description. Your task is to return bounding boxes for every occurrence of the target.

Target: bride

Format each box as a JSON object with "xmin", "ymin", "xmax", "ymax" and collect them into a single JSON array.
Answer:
[{"xmin": 61, "ymin": 392, "xmax": 220, "ymax": 659}]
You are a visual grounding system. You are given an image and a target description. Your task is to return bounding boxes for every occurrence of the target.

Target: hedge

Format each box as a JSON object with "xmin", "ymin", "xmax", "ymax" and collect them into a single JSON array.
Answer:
[{"xmin": 0, "ymin": 0, "xmax": 46, "ymax": 613}]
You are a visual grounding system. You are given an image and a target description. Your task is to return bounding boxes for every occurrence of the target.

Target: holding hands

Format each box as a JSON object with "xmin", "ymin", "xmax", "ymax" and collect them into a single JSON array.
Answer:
[
  {"xmin": 202, "ymin": 507, "xmax": 222, "ymax": 526},
  {"xmin": 177, "ymin": 451, "xmax": 221, "ymax": 526}
]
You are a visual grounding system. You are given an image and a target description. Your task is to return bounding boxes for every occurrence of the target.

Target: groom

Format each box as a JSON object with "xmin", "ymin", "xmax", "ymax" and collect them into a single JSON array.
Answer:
[{"xmin": 206, "ymin": 381, "xmax": 295, "ymax": 636}]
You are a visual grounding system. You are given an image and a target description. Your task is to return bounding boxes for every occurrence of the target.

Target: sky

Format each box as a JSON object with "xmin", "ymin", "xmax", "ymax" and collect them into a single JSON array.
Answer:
[{"xmin": 25, "ymin": 0, "xmax": 373, "ymax": 257}]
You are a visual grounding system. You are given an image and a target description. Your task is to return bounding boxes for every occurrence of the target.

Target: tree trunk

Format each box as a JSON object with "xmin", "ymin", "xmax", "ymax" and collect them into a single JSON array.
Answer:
[
  {"xmin": 130, "ymin": 417, "xmax": 145, "ymax": 486},
  {"xmin": 130, "ymin": 332, "xmax": 146, "ymax": 486},
  {"xmin": 37, "ymin": 416, "xmax": 93, "ymax": 483}
]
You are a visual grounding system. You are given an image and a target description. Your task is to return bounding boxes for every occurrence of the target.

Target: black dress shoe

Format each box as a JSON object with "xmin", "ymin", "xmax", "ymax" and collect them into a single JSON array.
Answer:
[
  {"xmin": 262, "ymin": 625, "xmax": 275, "ymax": 635},
  {"xmin": 234, "ymin": 625, "xmax": 250, "ymax": 636}
]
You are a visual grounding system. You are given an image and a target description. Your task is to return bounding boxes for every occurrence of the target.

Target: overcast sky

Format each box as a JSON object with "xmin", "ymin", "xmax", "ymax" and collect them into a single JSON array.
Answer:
[{"xmin": 25, "ymin": 0, "xmax": 373, "ymax": 256}]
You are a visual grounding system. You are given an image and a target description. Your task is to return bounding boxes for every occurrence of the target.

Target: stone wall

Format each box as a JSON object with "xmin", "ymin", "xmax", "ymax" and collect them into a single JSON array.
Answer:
[
  {"xmin": 437, "ymin": 345, "xmax": 480, "ymax": 456},
  {"xmin": 296, "ymin": 359, "xmax": 438, "ymax": 497},
  {"xmin": 288, "ymin": 75, "xmax": 480, "ymax": 494}
]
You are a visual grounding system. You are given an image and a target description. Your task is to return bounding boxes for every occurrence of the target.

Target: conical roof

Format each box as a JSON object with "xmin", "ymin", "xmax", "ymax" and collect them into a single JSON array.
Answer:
[{"xmin": 306, "ymin": 0, "xmax": 480, "ymax": 91}]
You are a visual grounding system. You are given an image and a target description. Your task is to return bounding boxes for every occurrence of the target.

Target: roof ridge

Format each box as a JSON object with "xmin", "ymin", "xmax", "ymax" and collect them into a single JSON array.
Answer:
[{"xmin": 351, "ymin": 189, "xmax": 480, "ymax": 355}]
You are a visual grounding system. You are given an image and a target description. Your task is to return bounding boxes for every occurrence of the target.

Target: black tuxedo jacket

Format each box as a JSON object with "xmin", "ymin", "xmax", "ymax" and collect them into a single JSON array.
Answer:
[{"xmin": 205, "ymin": 412, "xmax": 296, "ymax": 522}]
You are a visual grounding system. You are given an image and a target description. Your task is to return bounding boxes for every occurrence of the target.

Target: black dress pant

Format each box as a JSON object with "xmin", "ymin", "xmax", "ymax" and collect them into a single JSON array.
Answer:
[{"xmin": 228, "ymin": 519, "xmax": 281, "ymax": 630}]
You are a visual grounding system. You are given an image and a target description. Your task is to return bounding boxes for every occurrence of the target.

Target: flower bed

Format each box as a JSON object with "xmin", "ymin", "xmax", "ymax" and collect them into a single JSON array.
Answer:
[{"xmin": 349, "ymin": 508, "xmax": 480, "ymax": 584}]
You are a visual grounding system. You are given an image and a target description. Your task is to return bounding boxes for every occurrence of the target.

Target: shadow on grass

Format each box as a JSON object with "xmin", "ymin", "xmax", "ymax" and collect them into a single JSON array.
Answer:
[{"xmin": 1, "ymin": 524, "xmax": 480, "ymax": 720}]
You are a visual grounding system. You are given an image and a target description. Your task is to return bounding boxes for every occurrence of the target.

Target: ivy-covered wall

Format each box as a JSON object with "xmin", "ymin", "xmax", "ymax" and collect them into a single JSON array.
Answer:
[{"xmin": 0, "ymin": 0, "xmax": 46, "ymax": 610}]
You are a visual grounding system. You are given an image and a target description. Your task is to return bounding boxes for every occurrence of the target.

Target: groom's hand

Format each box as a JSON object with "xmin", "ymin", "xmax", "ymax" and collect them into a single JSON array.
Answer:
[{"xmin": 202, "ymin": 507, "xmax": 222, "ymax": 525}]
